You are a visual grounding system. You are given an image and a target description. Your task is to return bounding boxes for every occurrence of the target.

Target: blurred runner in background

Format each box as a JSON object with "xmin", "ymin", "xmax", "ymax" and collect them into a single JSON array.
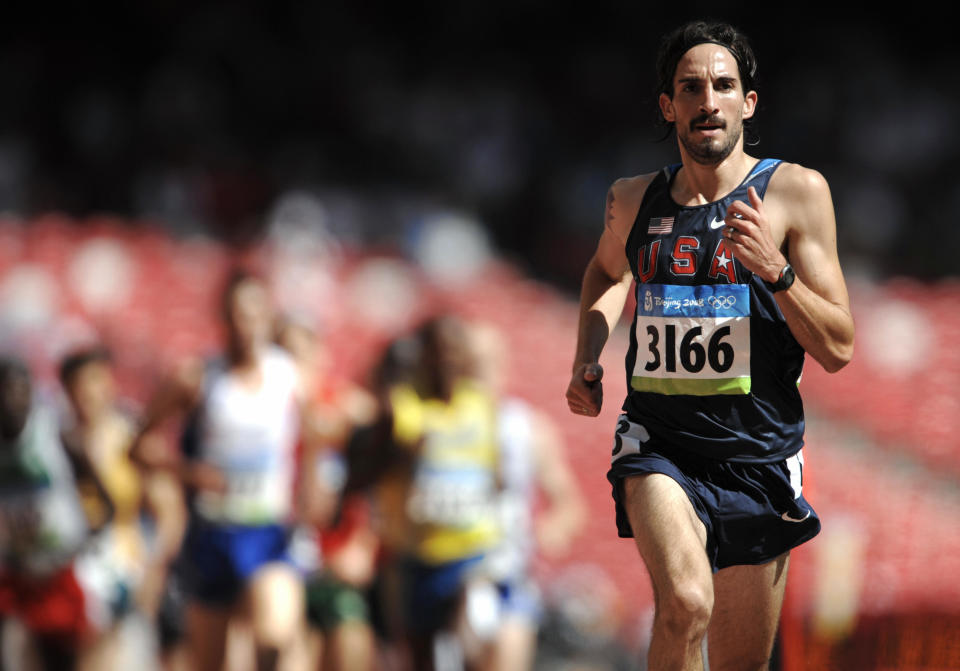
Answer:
[
  {"xmin": 132, "ymin": 269, "xmax": 312, "ymax": 671},
  {"xmin": 276, "ymin": 317, "xmax": 379, "ymax": 671},
  {"xmin": 352, "ymin": 314, "xmax": 504, "ymax": 671},
  {"xmin": 0, "ymin": 356, "xmax": 115, "ymax": 670},
  {"xmin": 467, "ymin": 323, "xmax": 586, "ymax": 671},
  {"xmin": 59, "ymin": 346, "xmax": 188, "ymax": 669}
]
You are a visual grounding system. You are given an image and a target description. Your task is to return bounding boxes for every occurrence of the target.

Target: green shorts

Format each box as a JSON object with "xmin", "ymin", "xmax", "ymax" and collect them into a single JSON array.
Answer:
[{"xmin": 305, "ymin": 572, "xmax": 369, "ymax": 632}]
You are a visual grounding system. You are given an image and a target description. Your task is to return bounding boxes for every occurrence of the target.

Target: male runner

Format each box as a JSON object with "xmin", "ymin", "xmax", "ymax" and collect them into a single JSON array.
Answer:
[
  {"xmin": 363, "ymin": 314, "xmax": 505, "ymax": 670},
  {"xmin": 132, "ymin": 270, "xmax": 308, "ymax": 671},
  {"xmin": 275, "ymin": 317, "xmax": 378, "ymax": 671},
  {"xmin": 59, "ymin": 346, "xmax": 187, "ymax": 668},
  {"xmin": 0, "ymin": 357, "xmax": 114, "ymax": 670},
  {"xmin": 565, "ymin": 20, "xmax": 854, "ymax": 671},
  {"xmin": 469, "ymin": 322, "xmax": 586, "ymax": 671}
]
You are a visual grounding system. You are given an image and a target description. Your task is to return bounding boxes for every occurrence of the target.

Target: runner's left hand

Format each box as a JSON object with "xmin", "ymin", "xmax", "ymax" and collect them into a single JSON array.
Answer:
[{"xmin": 723, "ymin": 186, "xmax": 787, "ymax": 284}]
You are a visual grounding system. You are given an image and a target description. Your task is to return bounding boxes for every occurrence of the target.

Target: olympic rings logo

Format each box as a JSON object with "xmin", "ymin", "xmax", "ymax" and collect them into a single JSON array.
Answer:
[{"xmin": 708, "ymin": 295, "xmax": 737, "ymax": 309}]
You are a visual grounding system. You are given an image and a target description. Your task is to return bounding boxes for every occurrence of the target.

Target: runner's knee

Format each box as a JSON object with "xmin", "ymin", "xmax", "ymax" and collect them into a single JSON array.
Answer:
[
  {"xmin": 248, "ymin": 565, "xmax": 304, "ymax": 648},
  {"xmin": 658, "ymin": 580, "xmax": 713, "ymax": 639}
]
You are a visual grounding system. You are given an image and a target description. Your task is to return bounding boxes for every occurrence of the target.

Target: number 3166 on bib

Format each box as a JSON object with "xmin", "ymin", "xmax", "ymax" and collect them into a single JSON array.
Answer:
[{"xmin": 632, "ymin": 284, "xmax": 751, "ymax": 396}]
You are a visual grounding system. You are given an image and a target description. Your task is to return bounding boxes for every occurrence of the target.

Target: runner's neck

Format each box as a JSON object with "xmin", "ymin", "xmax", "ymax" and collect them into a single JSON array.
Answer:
[{"xmin": 672, "ymin": 151, "xmax": 759, "ymax": 206}]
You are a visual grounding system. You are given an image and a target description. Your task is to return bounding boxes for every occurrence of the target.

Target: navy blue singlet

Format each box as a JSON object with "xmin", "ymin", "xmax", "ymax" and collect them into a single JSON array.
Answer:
[{"xmin": 622, "ymin": 159, "xmax": 805, "ymax": 463}]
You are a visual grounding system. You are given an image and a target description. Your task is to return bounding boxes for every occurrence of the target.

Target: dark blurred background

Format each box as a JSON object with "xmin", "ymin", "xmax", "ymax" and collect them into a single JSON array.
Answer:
[{"xmin": 2, "ymin": 2, "xmax": 957, "ymax": 287}]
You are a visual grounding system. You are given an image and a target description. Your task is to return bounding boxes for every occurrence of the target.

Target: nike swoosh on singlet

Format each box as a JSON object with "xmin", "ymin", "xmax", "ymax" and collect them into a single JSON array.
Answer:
[
  {"xmin": 781, "ymin": 509, "xmax": 811, "ymax": 523},
  {"xmin": 710, "ymin": 216, "xmax": 726, "ymax": 229}
]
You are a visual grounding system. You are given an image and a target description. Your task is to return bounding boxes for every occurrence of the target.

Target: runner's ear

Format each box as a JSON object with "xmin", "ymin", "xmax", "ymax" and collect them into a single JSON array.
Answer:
[
  {"xmin": 659, "ymin": 93, "xmax": 676, "ymax": 123},
  {"xmin": 742, "ymin": 90, "xmax": 757, "ymax": 120}
]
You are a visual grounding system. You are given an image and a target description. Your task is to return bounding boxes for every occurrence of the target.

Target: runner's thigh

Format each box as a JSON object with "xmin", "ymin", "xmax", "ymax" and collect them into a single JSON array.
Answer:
[
  {"xmin": 621, "ymin": 473, "xmax": 711, "ymax": 600},
  {"xmin": 708, "ymin": 553, "xmax": 789, "ymax": 671}
]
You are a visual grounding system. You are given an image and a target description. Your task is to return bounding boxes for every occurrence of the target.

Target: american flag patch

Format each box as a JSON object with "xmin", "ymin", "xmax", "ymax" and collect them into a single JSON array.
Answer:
[{"xmin": 648, "ymin": 216, "xmax": 674, "ymax": 235}]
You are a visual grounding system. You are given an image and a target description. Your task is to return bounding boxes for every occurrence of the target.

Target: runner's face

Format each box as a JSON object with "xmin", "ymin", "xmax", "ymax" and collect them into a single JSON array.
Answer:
[
  {"xmin": 226, "ymin": 280, "xmax": 272, "ymax": 353},
  {"xmin": 67, "ymin": 361, "xmax": 115, "ymax": 423},
  {"xmin": 420, "ymin": 316, "xmax": 470, "ymax": 393},
  {"xmin": 660, "ymin": 44, "xmax": 757, "ymax": 165}
]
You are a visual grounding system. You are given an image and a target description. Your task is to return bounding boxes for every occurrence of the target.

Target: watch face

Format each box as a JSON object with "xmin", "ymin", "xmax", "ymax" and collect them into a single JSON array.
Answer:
[
  {"xmin": 779, "ymin": 265, "xmax": 795, "ymax": 291},
  {"xmin": 766, "ymin": 264, "xmax": 795, "ymax": 292}
]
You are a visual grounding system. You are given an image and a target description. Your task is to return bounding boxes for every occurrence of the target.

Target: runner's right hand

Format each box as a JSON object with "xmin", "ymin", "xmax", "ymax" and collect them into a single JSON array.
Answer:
[{"xmin": 566, "ymin": 363, "xmax": 603, "ymax": 416}]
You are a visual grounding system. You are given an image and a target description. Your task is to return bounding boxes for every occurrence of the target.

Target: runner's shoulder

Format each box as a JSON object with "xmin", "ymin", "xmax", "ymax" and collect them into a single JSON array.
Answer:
[
  {"xmin": 606, "ymin": 172, "xmax": 659, "ymax": 241},
  {"xmin": 767, "ymin": 161, "xmax": 831, "ymax": 203},
  {"xmin": 610, "ymin": 172, "xmax": 658, "ymax": 206}
]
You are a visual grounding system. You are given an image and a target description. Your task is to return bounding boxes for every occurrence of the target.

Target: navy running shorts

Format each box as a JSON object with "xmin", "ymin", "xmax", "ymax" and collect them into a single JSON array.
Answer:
[
  {"xmin": 176, "ymin": 516, "xmax": 295, "ymax": 606},
  {"xmin": 401, "ymin": 554, "xmax": 485, "ymax": 633},
  {"xmin": 607, "ymin": 414, "xmax": 820, "ymax": 572}
]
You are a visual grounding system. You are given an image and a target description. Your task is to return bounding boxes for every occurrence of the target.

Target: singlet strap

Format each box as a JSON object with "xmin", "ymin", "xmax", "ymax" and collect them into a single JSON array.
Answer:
[
  {"xmin": 637, "ymin": 166, "xmax": 674, "ymax": 212},
  {"xmin": 745, "ymin": 158, "xmax": 782, "ymax": 182}
]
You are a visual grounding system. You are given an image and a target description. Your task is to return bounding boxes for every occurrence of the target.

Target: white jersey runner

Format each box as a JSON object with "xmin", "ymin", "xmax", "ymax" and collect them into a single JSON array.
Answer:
[{"xmin": 193, "ymin": 346, "xmax": 300, "ymax": 525}]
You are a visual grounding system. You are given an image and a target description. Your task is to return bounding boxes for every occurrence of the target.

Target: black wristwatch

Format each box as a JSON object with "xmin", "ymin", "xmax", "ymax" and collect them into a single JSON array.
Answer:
[{"xmin": 765, "ymin": 263, "xmax": 795, "ymax": 293}]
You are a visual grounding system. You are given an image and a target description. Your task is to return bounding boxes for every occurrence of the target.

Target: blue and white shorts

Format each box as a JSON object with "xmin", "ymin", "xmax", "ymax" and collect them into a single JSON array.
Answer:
[{"xmin": 176, "ymin": 516, "xmax": 296, "ymax": 606}]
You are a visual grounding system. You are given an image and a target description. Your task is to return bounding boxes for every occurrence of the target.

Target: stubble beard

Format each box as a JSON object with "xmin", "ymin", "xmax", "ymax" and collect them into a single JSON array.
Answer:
[{"xmin": 678, "ymin": 117, "xmax": 744, "ymax": 166}]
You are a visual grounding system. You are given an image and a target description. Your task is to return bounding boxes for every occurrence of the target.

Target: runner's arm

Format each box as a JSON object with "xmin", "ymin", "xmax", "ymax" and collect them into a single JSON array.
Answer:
[
  {"xmin": 61, "ymin": 432, "xmax": 115, "ymax": 534},
  {"xmin": 136, "ymin": 469, "xmax": 188, "ymax": 615},
  {"xmin": 725, "ymin": 168, "xmax": 854, "ymax": 372},
  {"xmin": 129, "ymin": 359, "xmax": 222, "ymax": 491},
  {"xmin": 530, "ymin": 409, "xmax": 586, "ymax": 556},
  {"xmin": 774, "ymin": 169, "xmax": 854, "ymax": 372},
  {"xmin": 567, "ymin": 178, "xmax": 647, "ymax": 415}
]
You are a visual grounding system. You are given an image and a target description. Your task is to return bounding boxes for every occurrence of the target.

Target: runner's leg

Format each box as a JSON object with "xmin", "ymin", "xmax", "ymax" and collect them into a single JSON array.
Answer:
[
  {"xmin": 622, "ymin": 473, "xmax": 713, "ymax": 671},
  {"xmin": 488, "ymin": 616, "xmax": 536, "ymax": 671},
  {"xmin": 707, "ymin": 553, "xmax": 789, "ymax": 671},
  {"xmin": 325, "ymin": 621, "xmax": 375, "ymax": 671},
  {"xmin": 185, "ymin": 603, "xmax": 230, "ymax": 671},
  {"xmin": 247, "ymin": 562, "xmax": 305, "ymax": 671}
]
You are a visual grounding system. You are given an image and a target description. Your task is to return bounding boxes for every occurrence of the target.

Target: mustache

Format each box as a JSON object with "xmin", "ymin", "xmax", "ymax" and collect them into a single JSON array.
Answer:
[{"xmin": 690, "ymin": 115, "xmax": 725, "ymax": 131}]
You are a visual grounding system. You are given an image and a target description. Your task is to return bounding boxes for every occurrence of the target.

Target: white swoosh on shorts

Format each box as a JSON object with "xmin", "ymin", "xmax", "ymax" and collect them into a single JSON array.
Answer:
[
  {"xmin": 710, "ymin": 216, "xmax": 726, "ymax": 229},
  {"xmin": 781, "ymin": 509, "xmax": 811, "ymax": 523}
]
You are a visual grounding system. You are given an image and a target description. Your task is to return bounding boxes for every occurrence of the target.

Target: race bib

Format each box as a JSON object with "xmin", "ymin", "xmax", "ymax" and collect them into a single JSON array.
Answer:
[
  {"xmin": 196, "ymin": 449, "xmax": 291, "ymax": 524},
  {"xmin": 406, "ymin": 468, "xmax": 493, "ymax": 528},
  {"xmin": 632, "ymin": 283, "xmax": 751, "ymax": 395}
]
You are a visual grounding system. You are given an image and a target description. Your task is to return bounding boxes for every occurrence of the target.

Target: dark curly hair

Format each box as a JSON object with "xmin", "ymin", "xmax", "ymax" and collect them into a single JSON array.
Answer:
[
  {"xmin": 59, "ymin": 345, "xmax": 112, "ymax": 389},
  {"xmin": 655, "ymin": 20, "xmax": 759, "ymax": 143}
]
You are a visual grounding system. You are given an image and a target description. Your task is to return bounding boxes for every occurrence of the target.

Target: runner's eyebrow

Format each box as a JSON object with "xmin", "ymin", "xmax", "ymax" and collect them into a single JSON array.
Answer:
[{"xmin": 676, "ymin": 75, "xmax": 738, "ymax": 86}]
